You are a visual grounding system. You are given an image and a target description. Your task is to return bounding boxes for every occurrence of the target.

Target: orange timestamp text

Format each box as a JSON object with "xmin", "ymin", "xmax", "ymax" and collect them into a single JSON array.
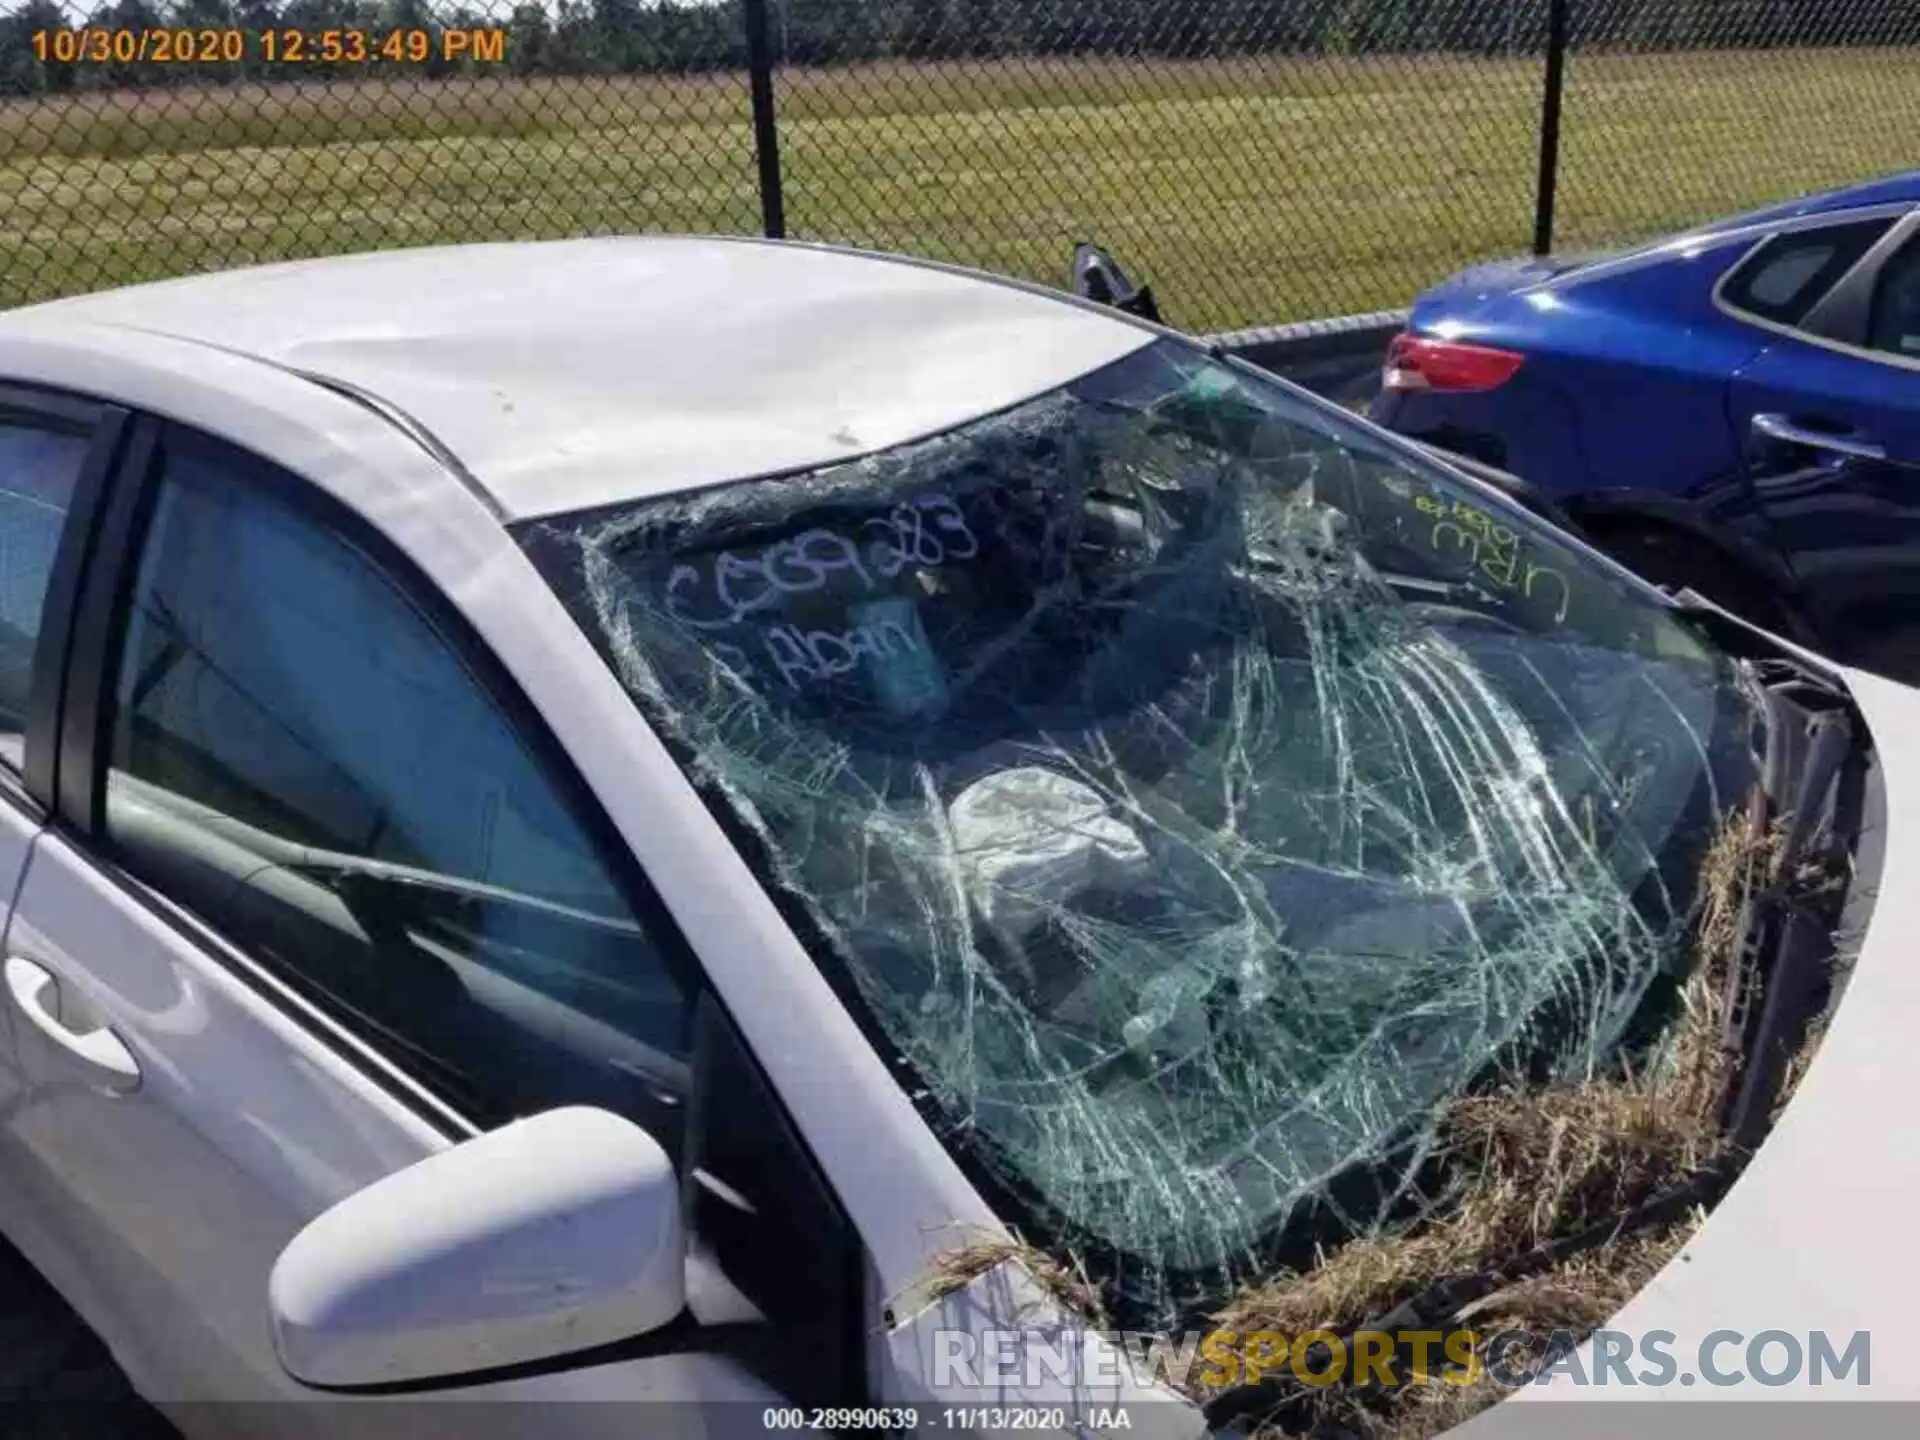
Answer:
[{"xmin": 32, "ymin": 27, "xmax": 508, "ymax": 66}]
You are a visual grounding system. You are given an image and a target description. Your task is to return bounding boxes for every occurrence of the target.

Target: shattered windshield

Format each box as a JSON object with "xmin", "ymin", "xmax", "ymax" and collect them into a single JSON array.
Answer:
[{"xmin": 517, "ymin": 340, "xmax": 1758, "ymax": 1322}]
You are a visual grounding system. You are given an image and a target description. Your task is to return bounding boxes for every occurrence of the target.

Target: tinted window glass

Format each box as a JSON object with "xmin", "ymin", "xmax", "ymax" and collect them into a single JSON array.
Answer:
[
  {"xmin": 0, "ymin": 422, "xmax": 89, "ymax": 747},
  {"xmin": 103, "ymin": 434, "xmax": 694, "ymax": 1130},
  {"xmin": 1722, "ymin": 218, "xmax": 1892, "ymax": 327},
  {"xmin": 1868, "ymin": 236, "xmax": 1920, "ymax": 359}
]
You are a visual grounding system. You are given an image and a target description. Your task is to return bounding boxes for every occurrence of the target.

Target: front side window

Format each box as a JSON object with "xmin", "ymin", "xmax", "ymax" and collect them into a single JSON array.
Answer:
[
  {"xmin": 0, "ymin": 419, "xmax": 90, "ymax": 751},
  {"xmin": 521, "ymin": 340, "xmax": 1758, "ymax": 1321},
  {"xmin": 1868, "ymin": 234, "xmax": 1920, "ymax": 359},
  {"xmin": 103, "ymin": 431, "xmax": 694, "ymax": 1129}
]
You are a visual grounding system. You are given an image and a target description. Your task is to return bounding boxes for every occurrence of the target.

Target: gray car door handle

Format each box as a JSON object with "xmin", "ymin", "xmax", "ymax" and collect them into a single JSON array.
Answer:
[
  {"xmin": 3, "ymin": 957, "xmax": 141, "ymax": 1095},
  {"xmin": 1751, "ymin": 412, "xmax": 1888, "ymax": 462}
]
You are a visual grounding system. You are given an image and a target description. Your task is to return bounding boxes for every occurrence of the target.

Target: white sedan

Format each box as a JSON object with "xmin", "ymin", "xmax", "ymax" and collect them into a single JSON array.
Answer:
[{"xmin": 0, "ymin": 239, "xmax": 1906, "ymax": 1440}]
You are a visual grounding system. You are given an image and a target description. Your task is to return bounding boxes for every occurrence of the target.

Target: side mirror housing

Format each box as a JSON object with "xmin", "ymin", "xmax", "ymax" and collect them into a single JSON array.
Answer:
[
  {"xmin": 1071, "ymin": 242, "xmax": 1164, "ymax": 324},
  {"xmin": 270, "ymin": 1106, "xmax": 685, "ymax": 1389}
]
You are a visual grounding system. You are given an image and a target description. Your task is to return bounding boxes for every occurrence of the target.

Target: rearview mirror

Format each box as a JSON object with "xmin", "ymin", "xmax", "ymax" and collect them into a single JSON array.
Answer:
[{"xmin": 270, "ymin": 1106, "xmax": 684, "ymax": 1389}]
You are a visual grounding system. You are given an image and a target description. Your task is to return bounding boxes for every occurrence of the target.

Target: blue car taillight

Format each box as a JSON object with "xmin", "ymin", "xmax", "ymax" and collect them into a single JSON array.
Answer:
[{"xmin": 1383, "ymin": 331, "xmax": 1526, "ymax": 394}]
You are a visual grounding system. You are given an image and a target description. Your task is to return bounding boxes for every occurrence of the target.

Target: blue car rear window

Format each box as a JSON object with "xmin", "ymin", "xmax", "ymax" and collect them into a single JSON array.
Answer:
[{"xmin": 1722, "ymin": 217, "xmax": 1893, "ymax": 326}]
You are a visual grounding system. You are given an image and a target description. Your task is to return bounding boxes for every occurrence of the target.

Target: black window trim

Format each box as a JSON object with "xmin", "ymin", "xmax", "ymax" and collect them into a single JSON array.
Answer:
[
  {"xmin": 0, "ymin": 756, "xmax": 40, "ymax": 824},
  {"xmin": 51, "ymin": 414, "xmax": 872, "ymax": 1400},
  {"xmin": 1716, "ymin": 212, "xmax": 1895, "ymax": 332},
  {"xmin": 1863, "ymin": 233, "xmax": 1920, "ymax": 362}
]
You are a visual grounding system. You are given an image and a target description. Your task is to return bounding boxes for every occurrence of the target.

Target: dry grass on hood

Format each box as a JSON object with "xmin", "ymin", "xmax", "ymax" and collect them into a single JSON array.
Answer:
[
  {"xmin": 1208, "ymin": 801, "xmax": 1779, "ymax": 1365},
  {"xmin": 909, "ymin": 804, "xmax": 1802, "ymax": 1440},
  {"xmin": 1232, "ymin": 1223, "xmax": 1704, "ymax": 1440},
  {"xmin": 912, "ymin": 1228, "xmax": 1109, "ymax": 1329}
]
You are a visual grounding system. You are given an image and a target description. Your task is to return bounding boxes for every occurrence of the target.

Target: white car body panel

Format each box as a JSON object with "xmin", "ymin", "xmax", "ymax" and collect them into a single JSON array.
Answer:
[
  {"xmin": 0, "ymin": 799, "xmax": 41, "ymax": 1139},
  {"xmin": 7, "ymin": 238, "xmax": 1156, "ymax": 519},
  {"xmin": 0, "ymin": 828, "xmax": 450, "ymax": 1407},
  {"xmin": 886, "ymin": 1262, "xmax": 1206, "ymax": 1439}
]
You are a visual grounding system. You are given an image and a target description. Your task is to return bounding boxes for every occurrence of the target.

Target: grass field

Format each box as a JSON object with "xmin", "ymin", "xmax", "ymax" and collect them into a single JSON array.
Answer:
[{"xmin": 2, "ymin": 47, "xmax": 1917, "ymax": 328}]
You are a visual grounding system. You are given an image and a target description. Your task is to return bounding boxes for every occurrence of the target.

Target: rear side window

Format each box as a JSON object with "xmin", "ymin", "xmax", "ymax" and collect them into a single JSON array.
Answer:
[
  {"xmin": 0, "ymin": 421, "xmax": 90, "ymax": 751},
  {"xmin": 1721, "ymin": 218, "xmax": 1893, "ymax": 327}
]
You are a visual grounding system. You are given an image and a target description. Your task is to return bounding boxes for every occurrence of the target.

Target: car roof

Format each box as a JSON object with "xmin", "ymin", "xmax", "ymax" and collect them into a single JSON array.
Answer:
[
  {"xmin": 0, "ymin": 237, "xmax": 1156, "ymax": 520},
  {"xmin": 1706, "ymin": 168, "xmax": 1920, "ymax": 232}
]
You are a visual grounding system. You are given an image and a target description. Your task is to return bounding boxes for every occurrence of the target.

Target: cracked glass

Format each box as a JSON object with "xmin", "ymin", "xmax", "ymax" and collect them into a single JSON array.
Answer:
[{"xmin": 518, "ymin": 339, "xmax": 1758, "ymax": 1322}]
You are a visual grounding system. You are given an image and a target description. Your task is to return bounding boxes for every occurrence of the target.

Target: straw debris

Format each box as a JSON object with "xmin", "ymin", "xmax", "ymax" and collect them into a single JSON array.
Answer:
[
  {"xmin": 1209, "ymin": 804, "xmax": 1779, "ymax": 1355},
  {"xmin": 908, "ymin": 803, "xmax": 1830, "ymax": 1440},
  {"xmin": 913, "ymin": 1228, "xmax": 1110, "ymax": 1329}
]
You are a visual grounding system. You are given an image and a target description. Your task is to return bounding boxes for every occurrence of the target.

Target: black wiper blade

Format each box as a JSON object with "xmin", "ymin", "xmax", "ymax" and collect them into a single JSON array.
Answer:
[
  {"xmin": 1665, "ymin": 586, "xmax": 1840, "ymax": 680},
  {"xmin": 1247, "ymin": 552, "xmax": 1500, "ymax": 609}
]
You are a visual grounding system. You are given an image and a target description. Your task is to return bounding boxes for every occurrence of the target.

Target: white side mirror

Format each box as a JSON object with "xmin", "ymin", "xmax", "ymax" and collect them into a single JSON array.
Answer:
[{"xmin": 270, "ymin": 1106, "xmax": 685, "ymax": 1389}]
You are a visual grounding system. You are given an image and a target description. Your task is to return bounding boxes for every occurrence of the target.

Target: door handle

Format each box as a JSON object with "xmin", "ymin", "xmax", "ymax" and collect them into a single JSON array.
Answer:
[
  {"xmin": 1751, "ymin": 412, "xmax": 1887, "ymax": 462},
  {"xmin": 3, "ymin": 957, "xmax": 140, "ymax": 1095}
]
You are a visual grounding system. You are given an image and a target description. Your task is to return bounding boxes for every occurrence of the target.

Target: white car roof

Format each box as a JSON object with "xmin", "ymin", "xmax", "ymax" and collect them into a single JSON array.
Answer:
[{"xmin": 3, "ymin": 238, "xmax": 1156, "ymax": 520}]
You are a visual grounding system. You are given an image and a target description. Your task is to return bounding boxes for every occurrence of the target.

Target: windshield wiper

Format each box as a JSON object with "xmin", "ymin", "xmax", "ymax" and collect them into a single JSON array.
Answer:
[
  {"xmin": 1241, "ymin": 547, "xmax": 1501, "ymax": 609},
  {"xmin": 1664, "ymin": 585, "xmax": 1835, "ymax": 671}
]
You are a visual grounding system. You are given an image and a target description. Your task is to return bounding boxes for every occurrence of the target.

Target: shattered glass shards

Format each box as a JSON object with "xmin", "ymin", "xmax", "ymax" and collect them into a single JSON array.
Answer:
[{"xmin": 524, "ymin": 340, "xmax": 1757, "ymax": 1324}]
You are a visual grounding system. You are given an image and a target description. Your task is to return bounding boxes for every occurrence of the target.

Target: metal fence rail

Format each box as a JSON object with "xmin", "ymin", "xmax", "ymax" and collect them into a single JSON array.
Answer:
[{"xmin": 1, "ymin": 1, "xmax": 1917, "ymax": 330}]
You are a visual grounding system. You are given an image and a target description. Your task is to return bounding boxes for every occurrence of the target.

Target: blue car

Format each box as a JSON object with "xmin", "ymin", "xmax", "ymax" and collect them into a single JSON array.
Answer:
[{"xmin": 1374, "ymin": 170, "xmax": 1920, "ymax": 676}]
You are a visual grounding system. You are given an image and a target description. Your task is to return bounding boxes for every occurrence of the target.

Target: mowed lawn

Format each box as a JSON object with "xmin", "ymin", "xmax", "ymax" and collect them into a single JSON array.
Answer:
[{"xmin": 1, "ymin": 47, "xmax": 1916, "ymax": 329}]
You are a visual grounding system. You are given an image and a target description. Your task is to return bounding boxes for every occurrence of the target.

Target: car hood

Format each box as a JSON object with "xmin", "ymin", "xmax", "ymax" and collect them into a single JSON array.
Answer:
[{"xmin": 1474, "ymin": 658, "xmax": 1913, "ymax": 1416}]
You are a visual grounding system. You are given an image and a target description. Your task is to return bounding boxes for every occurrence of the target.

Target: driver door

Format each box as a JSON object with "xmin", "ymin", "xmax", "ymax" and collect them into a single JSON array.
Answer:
[{"xmin": 0, "ymin": 418, "xmax": 862, "ymax": 1435}]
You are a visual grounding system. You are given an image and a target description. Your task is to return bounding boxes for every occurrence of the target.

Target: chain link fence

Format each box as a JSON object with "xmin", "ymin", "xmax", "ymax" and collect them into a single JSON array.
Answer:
[
  {"xmin": 0, "ymin": 0, "xmax": 1916, "ymax": 330},
  {"xmin": 1555, "ymin": 2, "xmax": 1920, "ymax": 257}
]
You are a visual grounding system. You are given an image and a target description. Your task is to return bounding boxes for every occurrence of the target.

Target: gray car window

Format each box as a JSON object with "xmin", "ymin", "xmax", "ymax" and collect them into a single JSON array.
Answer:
[
  {"xmin": 1721, "ymin": 217, "xmax": 1893, "ymax": 328},
  {"xmin": 101, "ymin": 433, "xmax": 695, "ymax": 1129},
  {"xmin": 0, "ymin": 421, "xmax": 89, "ymax": 751},
  {"xmin": 1868, "ymin": 236, "xmax": 1920, "ymax": 359}
]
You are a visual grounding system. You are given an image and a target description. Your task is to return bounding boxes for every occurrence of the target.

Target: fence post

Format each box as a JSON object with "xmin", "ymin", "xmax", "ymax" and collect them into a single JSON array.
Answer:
[
  {"xmin": 1532, "ymin": 0, "xmax": 1570, "ymax": 256},
  {"xmin": 743, "ymin": 0, "xmax": 786, "ymax": 240}
]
